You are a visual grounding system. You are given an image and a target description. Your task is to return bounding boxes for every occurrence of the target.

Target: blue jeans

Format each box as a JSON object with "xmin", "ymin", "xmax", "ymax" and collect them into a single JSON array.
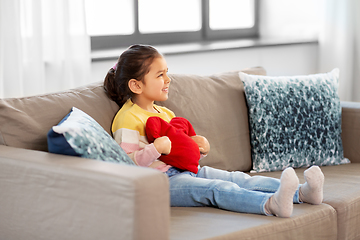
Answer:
[{"xmin": 167, "ymin": 166, "xmax": 301, "ymax": 215}]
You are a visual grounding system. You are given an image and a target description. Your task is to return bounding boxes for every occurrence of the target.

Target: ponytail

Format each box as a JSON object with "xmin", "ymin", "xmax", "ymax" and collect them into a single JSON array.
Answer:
[{"xmin": 103, "ymin": 67, "xmax": 131, "ymax": 107}]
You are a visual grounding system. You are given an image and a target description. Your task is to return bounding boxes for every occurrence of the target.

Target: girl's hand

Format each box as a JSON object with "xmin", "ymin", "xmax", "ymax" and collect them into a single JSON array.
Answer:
[
  {"xmin": 190, "ymin": 135, "xmax": 210, "ymax": 155},
  {"xmin": 154, "ymin": 136, "xmax": 172, "ymax": 155}
]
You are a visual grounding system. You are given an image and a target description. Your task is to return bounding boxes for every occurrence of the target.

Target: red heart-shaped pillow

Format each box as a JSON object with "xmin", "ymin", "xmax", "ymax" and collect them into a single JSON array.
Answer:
[{"xmin": 146, "ymin": 116, "xmax": 200, "ymax": 173}]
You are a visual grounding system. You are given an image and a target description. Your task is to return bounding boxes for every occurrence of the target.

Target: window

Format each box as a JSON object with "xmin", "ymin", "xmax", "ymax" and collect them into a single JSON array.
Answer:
[
  {"xmin": 209, "ymin": 0, "xmax": 255, "ymax": 30},
  {"xmin": 85, "ymin": 0, "xmax": 134, "ymax": 36},
  {"xmin": 85, "ymin": 0, "xmax": 258, "ymax": 50},
  {"xmin": 138, "ymin": 0, "xmax": 202, "ymax": 34}
]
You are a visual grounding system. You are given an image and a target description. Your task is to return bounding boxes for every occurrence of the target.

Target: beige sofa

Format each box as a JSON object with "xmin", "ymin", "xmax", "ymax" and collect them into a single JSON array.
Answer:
[{"xmin": 1, "ymin": 68, "xmax": 360, "ymax": 240}]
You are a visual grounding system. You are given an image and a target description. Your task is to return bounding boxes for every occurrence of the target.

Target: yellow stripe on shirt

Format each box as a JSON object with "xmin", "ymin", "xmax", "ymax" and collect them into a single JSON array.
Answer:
[{"xmin": 112, "ymin": 99, "xmax": 175, "ymax": 137}]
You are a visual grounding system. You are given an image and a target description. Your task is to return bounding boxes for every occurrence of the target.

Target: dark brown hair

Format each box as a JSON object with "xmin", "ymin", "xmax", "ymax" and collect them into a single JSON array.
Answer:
[{"xmin": 103, "ymin": 44, "xmax": 162, "ymax": 107}]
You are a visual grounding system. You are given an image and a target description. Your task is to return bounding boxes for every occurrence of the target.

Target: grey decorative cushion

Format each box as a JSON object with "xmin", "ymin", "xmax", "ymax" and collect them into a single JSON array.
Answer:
[
  {"xmin": 240, "ymin": 69, "xmax": 349, "ymax": 172},
  {"xmin": 48, "ymin": 107, "xmax": 135, "ymax": 166}
]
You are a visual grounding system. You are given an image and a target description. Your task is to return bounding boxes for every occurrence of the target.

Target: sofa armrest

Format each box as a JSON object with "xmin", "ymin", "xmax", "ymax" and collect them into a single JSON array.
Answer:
[
  {"xmin": 341, "ymin": 101, "xmax": 360, "ymax": 163},
  {"xmin": 0, "ymin": 146, "xmax": 169, "ymax": 240}
]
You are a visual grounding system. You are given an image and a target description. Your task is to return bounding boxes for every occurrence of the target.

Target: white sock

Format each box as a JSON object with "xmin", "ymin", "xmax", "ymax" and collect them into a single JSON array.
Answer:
[
  {"xmin": 299, "ymin": 166, "xmax": 324, "ymax": 205},
  {"xmin": 266, "ymin": 167, "xmax": 299, "ymax": 218}
]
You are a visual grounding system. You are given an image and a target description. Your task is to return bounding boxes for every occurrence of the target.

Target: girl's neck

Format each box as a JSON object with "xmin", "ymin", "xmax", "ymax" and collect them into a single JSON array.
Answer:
[{"xmin": 131, "ymin": 98, "xmax": 158, "ymax": 113}]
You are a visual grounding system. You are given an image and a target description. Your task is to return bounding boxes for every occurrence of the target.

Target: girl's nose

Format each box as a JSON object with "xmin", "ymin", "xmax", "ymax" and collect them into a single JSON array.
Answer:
[{"xmin": 165, "ymin": 74, "xmax": 171, "ymax": 83}]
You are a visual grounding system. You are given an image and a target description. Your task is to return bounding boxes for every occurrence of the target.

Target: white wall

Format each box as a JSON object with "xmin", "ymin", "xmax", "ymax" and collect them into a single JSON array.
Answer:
[
  {"xmin": 259, "ymin": 0, "xmax": 322, "ymax": 39},
  {"xmin": 165, "ymin": 43, "xmax": 319, "ymax": 76},
  {"xmin": 91, "ymin": 43, "xmax": 319, "ymax": 83}
]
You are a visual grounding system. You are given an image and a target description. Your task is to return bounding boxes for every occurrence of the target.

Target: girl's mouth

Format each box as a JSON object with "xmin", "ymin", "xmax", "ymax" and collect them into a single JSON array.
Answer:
[{"xmin": 162, "ymin": 87, "xmax": 169, "ymax": 93}]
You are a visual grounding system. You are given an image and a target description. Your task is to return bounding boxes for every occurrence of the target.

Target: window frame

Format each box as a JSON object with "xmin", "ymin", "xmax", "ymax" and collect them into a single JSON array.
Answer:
[{"xmin": 90, "ymin": 0, "xmax": 259, "ymax": 50}]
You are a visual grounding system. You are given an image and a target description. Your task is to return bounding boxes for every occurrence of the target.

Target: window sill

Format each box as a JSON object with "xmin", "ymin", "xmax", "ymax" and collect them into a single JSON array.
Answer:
[{"xmin": 91, "ymin": 36, "xmax": 318, "ymax": 61}]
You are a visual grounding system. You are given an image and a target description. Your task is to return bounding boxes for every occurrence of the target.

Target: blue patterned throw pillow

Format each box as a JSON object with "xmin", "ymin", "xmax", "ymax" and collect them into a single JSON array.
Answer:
[
  {"xmin": 47, "ymin": 107, "xmax": 135, "ymax": 166},
  {"xmin": 239, "ymin": 69, "xmax": 349, "ymax": 172}
]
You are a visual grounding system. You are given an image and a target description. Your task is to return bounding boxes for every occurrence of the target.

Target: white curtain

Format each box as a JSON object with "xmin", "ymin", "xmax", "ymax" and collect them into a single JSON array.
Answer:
[
  {"xmin": 318, "ymin": 0, "xmax": 360, "ymax": 102},
  {"xmin": 0, "ymin": 0, "xmax": 91, "ymax": 98}
]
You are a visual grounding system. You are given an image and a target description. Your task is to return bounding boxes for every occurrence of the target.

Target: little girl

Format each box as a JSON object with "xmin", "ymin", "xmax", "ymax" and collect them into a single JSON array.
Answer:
[{"xmin": 104, "ymin": 44, "xmax": 325, "ymax": 217}]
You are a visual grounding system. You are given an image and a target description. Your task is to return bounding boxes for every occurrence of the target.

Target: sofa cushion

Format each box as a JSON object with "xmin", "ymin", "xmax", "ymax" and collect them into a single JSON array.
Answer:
[
  {"xmin": 320, "ymin": 164, "xmax": 360, "ymax": 240},
  {"xmin": 0, "ymin": 82, "xmax": 119, "ymax": 152},
  {"xmin": 240, "ymin": 69, "xmax": 349, "ymax": 172},
  {"xmin": 48, "ymin": 107, "xmax": 135, "ymax": 165},
  {"xmin": 157, "ymin": 68, "xmax": 265, "ymax": 172},
  {"xmin": 251, "ymin": 164, "xmax": 360, "ymax": 240},
  {"xmin": 170, "ymin": 203, "xmax": 337, "ymax": 240}
]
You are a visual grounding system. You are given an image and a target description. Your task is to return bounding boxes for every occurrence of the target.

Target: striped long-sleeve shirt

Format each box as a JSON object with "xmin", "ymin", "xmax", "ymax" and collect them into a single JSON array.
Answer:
[{"xmin": 112, "ymin": 99, "xmax": 175, "ymax": 172}]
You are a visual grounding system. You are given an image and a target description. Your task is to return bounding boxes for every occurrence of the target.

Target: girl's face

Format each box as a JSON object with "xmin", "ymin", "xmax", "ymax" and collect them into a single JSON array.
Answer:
[{"xmin": 141, "ymin": 56, "xmax": 170, "ymax": 102}]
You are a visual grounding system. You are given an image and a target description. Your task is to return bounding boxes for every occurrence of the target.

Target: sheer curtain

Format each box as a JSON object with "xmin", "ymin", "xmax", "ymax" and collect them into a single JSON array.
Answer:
[
  {"xmin": 318, "ymin": 0, "xmax": 360, "ymax": 102},
  {"xmin": 0, "ymin": 0, "xmax": 91, "ymax": 98}
]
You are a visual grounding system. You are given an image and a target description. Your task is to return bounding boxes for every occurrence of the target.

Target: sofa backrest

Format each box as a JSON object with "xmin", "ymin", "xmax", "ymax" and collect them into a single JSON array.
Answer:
[
  {"xmin": 157, "ymin": 67, "xmax": 266, "ymax": 172},
  {"xmin": 0, "ymin": 67, "xmax": 265, "ymax": 172},
  {"xmin": 0, "ymin": 82, "xmax": 119, "ymax": 152}
]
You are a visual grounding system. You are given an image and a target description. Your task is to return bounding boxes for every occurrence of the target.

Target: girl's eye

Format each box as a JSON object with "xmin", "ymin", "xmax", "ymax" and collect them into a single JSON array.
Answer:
[{"xmin": 158, "ymin": 74, "xmax": 163, "ymax": 78}]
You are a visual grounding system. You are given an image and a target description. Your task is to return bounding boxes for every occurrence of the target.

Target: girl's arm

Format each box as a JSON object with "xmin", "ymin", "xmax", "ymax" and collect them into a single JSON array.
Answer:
[
  {"xmin": 113, "ymin": 127, "xmax": 157, "ymax": 166},
  {"xmin": 116, "ymin": 129, "xmax": 171, "ymax": 167},
  {"xmin": 121, "ymin": 142, "xmax": 160, "ymax": 167}
]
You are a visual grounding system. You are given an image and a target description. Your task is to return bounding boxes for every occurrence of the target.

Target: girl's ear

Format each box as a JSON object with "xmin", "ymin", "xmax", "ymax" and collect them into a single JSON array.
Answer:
[{"xmin": 128, "ymin": 79, "xmax": 143, "ymax": 94}]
